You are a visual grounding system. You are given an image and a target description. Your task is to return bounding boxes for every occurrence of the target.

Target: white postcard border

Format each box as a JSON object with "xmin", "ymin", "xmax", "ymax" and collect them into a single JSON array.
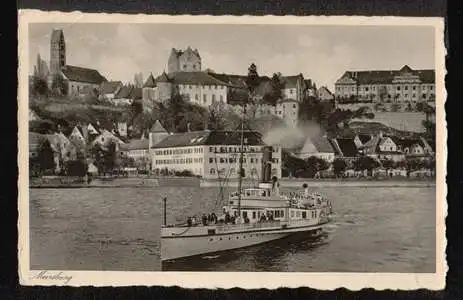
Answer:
[{"xmin": 18, "ymin": 10, "xmax": 447, "ymax": 290}]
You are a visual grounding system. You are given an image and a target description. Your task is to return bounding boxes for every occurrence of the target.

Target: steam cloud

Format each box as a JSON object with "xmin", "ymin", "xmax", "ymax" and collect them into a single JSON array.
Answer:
[{"xmin": 263, "ymin": 120, "xmax": 322, "ymax": 150}]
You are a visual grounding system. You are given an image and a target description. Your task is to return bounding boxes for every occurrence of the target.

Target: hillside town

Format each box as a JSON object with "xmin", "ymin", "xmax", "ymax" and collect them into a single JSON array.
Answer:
[{"xmin": 28, "ymin": 28, "xmax": 436, "ymax": 182}]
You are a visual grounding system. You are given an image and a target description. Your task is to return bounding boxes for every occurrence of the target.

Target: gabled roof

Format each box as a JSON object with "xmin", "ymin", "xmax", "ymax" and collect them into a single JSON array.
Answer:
[
  {"xmin": 357, "ymin": 134, "xmax": 372, "ymax": 144},
  {"xmin": 100, "ymin": 81, "xmax": 122, "ymax": 94},
  {"xmin": 150, "ymin": 120, "xmax": 168, "ymax": 133},
  {"xmin": 152, "ymin": 130, "xmax": 264, "ymax": 149},
  {"xmin": 318, "ymin": 86, "xmax": 333, "ymax": 96},
  {"xmin": 157, "ymin": 72, "xmax": 170, "ymax": 83},
  {"xmin": 300, "ymin": 135, "xmax": 335, "ymax": 155},
  {"xmin": 143, "ymin": 73, "xmax": 156, "ymax": 88},
  {"xmin": 61, "ymin": 65, "xmax": 107, "ymax": 84}
]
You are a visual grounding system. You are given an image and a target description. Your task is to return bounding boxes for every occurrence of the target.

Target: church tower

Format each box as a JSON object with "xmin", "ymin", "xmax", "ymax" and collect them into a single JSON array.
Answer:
[{"xmin": 50, "ymin": 29, "xmax": 66, "ymax": 75}]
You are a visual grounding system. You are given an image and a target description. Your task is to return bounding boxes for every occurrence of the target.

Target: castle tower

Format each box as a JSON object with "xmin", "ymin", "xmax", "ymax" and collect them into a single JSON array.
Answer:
[{"xmin": 50, "ymin": 29, "xmax": 66, "ymax": 75}]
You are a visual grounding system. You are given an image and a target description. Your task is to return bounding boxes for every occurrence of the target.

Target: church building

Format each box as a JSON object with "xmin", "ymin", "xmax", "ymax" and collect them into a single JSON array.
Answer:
[{"xmin": 47, "ymin": 29, "xmax": 107, "ymax": 96}]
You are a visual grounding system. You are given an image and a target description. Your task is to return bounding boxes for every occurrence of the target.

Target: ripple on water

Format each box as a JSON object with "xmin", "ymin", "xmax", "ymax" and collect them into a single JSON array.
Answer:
[{"xmin": 30, "ymin": 186, "xmax": 436, "ymax": 272}]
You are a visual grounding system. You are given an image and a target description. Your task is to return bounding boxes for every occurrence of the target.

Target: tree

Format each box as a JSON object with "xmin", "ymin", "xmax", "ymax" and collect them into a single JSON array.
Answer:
[
  {"xmin": 306, "ymin": 156, "xmax": 329, "ymax": 172},
  {"xmin": 30, "ymin": 139, "xmax": 55, "ymax": 176},
  {"xmin": 31, "ymin": 75, "xmax": 49, "ymax": 96},
  {"xmin": 51, "ymin": 74, "xmax": 68, "ymax": 96},
  {"xmin": 134, "ymin": 72, "xmax": 144, "ymax": 88},
  {"xmin": 64, "ymin": 160, "xmax": 88, "ymax": 177},
  {"xmin": 332, "ymin": 158, "xmax": 347, "ymax": 178},
  {"xmin": 262, "ymin": 73, "xmax": 284, "ymax": 106},
  {"xmin": 355, "ymin": 156, "xmax": 380, "ymax": 176},
  {"xmin": 245, "ymin": 63, "xmax": 260, "ymax": 95},
  {"xmin": 381, "ymin": 158, "xmax": 395, "ymax": 176}
]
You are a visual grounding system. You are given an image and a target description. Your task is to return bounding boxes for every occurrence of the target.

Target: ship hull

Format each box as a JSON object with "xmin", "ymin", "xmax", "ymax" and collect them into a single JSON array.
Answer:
[{"xmin": 161, "ymin": 221, "xmax": 327, "ymax": 262}]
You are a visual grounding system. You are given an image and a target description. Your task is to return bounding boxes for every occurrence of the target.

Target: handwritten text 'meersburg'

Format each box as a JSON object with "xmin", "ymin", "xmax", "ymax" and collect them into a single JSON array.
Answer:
[{"xmin": 30, "ymin": 271, "xmax": 73, "ymax": 284}]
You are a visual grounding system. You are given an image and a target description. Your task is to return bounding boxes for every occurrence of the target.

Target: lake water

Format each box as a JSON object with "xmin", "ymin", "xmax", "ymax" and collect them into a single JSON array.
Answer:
[{"xmin": 29, "ymin": 185, "xmax": 436, "ymax": 272}]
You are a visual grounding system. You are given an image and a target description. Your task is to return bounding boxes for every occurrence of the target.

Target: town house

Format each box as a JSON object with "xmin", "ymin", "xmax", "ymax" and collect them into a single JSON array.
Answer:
[{"xmin": 151, "ymin": 130, "xmax": 282, "ymax": 179}]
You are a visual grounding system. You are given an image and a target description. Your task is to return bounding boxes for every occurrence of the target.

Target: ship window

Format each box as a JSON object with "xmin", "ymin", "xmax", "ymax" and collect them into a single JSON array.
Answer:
[
  {"xmin": 314, "ymin": 211, "xmax": 317, "ymax": 218},
  {"xmin": 302, "ymin": 211, "xmax": 307, "ymax": 219},
  {"xmin": 252, "ymin": 211, "xmax": 256, "ymax": 219},
  {"xmin": 291, "ymin": 211, "xmax": 295, "ymax": 218},
  {"xmin": 258, "ymin": 211, "xmax": 261, "ymax": 218},
  {"xmin": 296, "ymin": 211, "xmax": 301, "ymax": 218},
  {"xmin": 281, "ymin": 210, "xmax": 284, "ymax": 218},
  {"xmin": 243, "ymin": 211, "xmax": 247, "ymax": 219}
]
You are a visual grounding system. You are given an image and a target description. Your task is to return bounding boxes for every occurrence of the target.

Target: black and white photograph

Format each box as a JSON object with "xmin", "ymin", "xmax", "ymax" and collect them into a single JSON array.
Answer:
[{"xmin": 18, "ymin": 11, "xmax": 446, "ymax": 289}]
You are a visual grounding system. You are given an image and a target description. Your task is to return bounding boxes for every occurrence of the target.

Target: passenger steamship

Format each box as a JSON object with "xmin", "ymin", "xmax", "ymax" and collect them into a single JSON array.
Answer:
[{"xmin": 160, "ymin": 121, "xmax": 334, "ymax": 261}]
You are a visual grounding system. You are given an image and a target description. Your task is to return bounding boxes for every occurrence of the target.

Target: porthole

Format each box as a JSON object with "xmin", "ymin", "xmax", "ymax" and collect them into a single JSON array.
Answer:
[
  {"xmin": 219, "ymin": 237, "xmax": 222, "ymax": 240},
  {"xmin": 209, "ymin": 238, "xmax": 213, "ymax": 241}
]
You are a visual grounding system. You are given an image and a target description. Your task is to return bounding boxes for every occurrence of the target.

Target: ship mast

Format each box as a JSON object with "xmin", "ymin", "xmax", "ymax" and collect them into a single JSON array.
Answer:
[{"xmin": 237, "ymin": 101, "xmax": 246, "ymax": 216}]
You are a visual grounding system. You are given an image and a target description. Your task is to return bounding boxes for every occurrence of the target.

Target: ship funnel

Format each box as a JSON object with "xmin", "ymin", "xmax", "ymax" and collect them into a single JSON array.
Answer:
[{"xmin": 261, "ymin": 146, "xmax": 273, "ymax": 183}]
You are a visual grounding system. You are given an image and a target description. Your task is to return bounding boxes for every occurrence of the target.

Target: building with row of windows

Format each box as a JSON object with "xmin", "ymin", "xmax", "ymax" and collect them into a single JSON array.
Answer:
[
  {"xmin": 141, "ymin": 48, "xmax": 319, "ymax": 129},
  {"xmin": 334, "ymin": 65, "xmax": 435, "ymax": 104},
  {"xmin": 150, "ymin": 129, "xmax": 283, "ymax": 179}
]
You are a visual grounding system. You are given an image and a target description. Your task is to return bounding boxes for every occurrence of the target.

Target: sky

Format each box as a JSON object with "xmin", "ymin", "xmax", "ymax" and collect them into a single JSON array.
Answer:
[{"xmin": 28, "ymin": 23, "xmax": 435, "ymax": 91}]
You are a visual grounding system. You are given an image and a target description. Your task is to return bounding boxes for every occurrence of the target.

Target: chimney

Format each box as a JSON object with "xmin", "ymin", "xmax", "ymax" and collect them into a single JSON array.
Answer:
[{"xmin": 261, "ymin": 146, "xmax": 273, "ymax": 183}]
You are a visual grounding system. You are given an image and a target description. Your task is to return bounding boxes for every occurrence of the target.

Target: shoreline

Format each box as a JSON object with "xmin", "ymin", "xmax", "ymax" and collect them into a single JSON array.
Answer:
[{"xmin": 29, "ymin": 177, "xmax": 435, "ymax": 189}]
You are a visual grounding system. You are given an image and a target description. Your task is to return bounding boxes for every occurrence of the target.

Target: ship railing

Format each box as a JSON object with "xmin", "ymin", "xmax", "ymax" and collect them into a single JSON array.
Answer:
[{"xmin": 214, "ymin": 220, "xmax": 283, "ymax": 233}]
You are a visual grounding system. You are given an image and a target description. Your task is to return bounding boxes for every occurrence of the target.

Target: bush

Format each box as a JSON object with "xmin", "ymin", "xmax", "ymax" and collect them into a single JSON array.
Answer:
[{"xmin": 65, "ymin": 160, "xmax": 88, "ymax": 177}]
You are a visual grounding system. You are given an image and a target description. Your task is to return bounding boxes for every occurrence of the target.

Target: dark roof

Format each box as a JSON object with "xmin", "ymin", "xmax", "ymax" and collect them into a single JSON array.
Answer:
[
  {"xmin": 281, "ymin": 74, "xmax": 304, "ymax": 89},
  {"xmin": 120, "ymin": 139, "xmax": 149, "ymax": 151},
  {"xmin": 143, "ymin": 73, "xmax": 156, "ymax": 88},
  {"xmin": 100, "ymin": 81, "xmax": 122, "ymax": 94},
  {"xmin": 336, "ymin": 138, "xmax": 359, "ymax": 157},
  {"xmin": 114, "ymin": 85, "xmax": 142, "ymax": 99},
  {"xmin": 338, "ymin": 65, "xmax": 435, "ymax": 85},
  {"xmin": 156, "ymin": 72, "xmax": 170, "ymax": 83},
  {"xmin": 61, "ymin": 65, "xmax": 107, "ymax": 84},
  {"xmin": 208, "ymin": 73, "xmax": 247, "ymax": 88},
  {"xmin": 152, "ymin": 130, "xmax": 264, "ymax": 149},
  {"xmin": 357, "ymin": 134, "xmax": 372, "ymax": 144},
  {"xmin": 169, "ymin": 71, "xmax": 229, "ymax": 86}
]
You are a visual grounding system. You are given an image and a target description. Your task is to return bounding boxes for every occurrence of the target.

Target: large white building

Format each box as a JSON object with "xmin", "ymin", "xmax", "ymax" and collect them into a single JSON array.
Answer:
[
  {"xmin": 151, "ymin": 130, "xmax": 282, "ymax": 179},
  {"xmin": 334, "ymin": 65, "xmax": 435, "ymax": 104}
]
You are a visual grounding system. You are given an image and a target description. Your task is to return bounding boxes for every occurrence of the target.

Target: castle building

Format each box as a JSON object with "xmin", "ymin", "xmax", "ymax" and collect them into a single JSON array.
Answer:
[
  {"xmin": 168, "ymin": 47, "xmax": 202, "ymax": 73},
  {"xmin": 334, "ymin": 65, "xmax": 435, "ymax": 104},
  {"xmin": 151, "ymin": 130, "xmax": 282, "ymax": 179},
  {"xmin": 47, "ymin": 29, "xmax": 107, "ymax": 96}
]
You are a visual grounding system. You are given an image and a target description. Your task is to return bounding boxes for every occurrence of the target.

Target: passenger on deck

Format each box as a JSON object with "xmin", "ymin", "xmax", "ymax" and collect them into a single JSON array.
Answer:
[
  {"xmin": 244, "ymin": 216, "xmax": 250, "ymax": 224},
  {"xmin": 231, "ymin": 216, "xmax": 236, "ymax": 225},
  {"xmin": 225, "ymin": 212, "xmax": 231, "ymax": 224},
  {"xmin": 260, "ymin": 214, "xmax": 267, "ymax": 222},
  {"xmin": 202, "ymin": 213, "xmax": 208, "ymax": 226},
  {"xmin": 187, "ymin": 217, "xmax": 192, "ymax": 227},
  {"xmin": 211, "ymin": 213, "xmax": 217, "ymax": 224}
]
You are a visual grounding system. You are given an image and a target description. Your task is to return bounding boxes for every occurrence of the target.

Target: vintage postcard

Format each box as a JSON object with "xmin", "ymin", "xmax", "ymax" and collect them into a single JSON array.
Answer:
[{"xmin": 18, "ymin": 10, "xmax": 447, "ymax": 289}]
